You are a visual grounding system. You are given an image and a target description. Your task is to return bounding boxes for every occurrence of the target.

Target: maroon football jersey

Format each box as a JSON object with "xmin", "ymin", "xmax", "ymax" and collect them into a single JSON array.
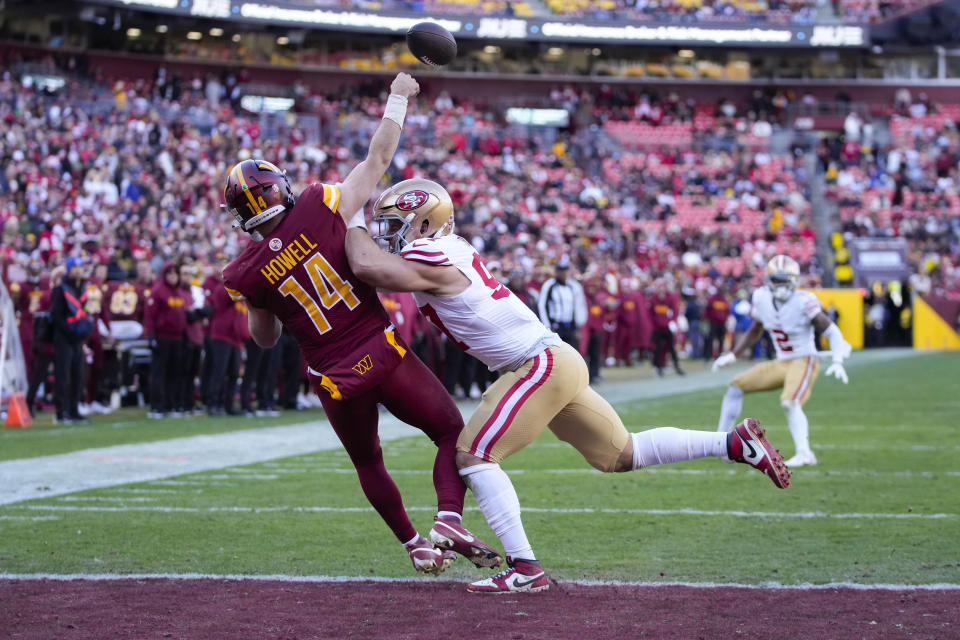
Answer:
[
  {"xmin": 223, "ymin": 183, "xmax": 390, "ymax": 374},
  {"xmin": 105, "ymin": 281, "xmax": 147, "ymax": 323}
]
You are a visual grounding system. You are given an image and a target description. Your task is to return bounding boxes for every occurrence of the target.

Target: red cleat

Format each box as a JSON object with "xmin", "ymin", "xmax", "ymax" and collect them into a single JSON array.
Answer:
[
  {"xmin": 405, "ymin": 535, "xmax": 444, "ymax": 576},
  {"xmin": 727, "ymin": 418, "xmax": 790, "ymax": 489},
  {"xmin": 466, "ymin": 556, "xmax": 549, "ymax": 594},
  {"xmin": 429, "ymin": 516, "xmax": 503, "ymax": 568}
]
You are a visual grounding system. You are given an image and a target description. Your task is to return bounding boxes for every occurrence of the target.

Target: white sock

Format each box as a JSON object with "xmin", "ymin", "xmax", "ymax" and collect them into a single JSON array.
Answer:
[
  {"xmin": 718, "ymin": 386, "xmax": 743, "ymax": 432},
  {"xmin": 783, "ymin": 401, "xmax": 812, "ymax": 455},
  {"xmin": 460, "ymin": 463, "xmax": 535, "ymax": 561},
  {"xmin": 402, "ymin": 533, "xmax": 421, "ymax": 548},
  {"xmin": 631, "ymin": 429, "xmax": 727, "ymax": 470}
]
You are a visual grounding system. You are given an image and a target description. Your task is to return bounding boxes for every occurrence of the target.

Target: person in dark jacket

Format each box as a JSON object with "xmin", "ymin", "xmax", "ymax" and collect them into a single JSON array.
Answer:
[
  {"xmin": 50, "ymin": 257, "xmax": 95, "ymax": 424},
  {"xmin": 144, "ymin": 261, "xmax": 186, "ymax": 418}
]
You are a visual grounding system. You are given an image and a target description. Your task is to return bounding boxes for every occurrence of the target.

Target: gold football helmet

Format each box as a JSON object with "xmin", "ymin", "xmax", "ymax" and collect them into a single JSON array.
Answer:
[
  {"xmin": 372, "ymin": 179, "xmax": 454, "ymax": 253},
  {"xmin": 764, "ymin": 255, "xmax": 801, "ymax": 302}
]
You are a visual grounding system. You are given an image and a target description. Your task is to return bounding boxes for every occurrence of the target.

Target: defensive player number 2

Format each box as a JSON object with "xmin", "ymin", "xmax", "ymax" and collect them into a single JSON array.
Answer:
[
  {"xmin": 771, "ymin": 329, "xmax": 793, "ymax": 352},
  {"xmin": 278, "ymin": 253, "xmax": 360, "ymax": 335}
]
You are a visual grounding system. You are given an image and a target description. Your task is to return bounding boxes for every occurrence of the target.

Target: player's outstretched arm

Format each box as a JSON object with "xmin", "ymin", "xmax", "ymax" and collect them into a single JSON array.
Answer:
[
  {"xmin": 713, "ymin": 320, "xmax": 764, "ymax": 371},
  {"xmin": 813, "ymin": 312, "xmax": 852, "ymax": 383},
  {"xmin": 336, "ymin": 73, "xmax": 420, "ymax": 223},
  {"xmin": 345, "ymin": 228, "xmax": 466, "ymax": 295},
  {"xmin": 246, "ymin": 300, "xmax": 282, "ymax": 348}
]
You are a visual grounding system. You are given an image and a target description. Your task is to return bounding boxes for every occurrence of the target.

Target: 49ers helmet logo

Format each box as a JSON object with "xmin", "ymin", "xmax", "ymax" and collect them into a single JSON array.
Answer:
[{"xmin": 396, "ymin": 190, "xmax": 429, "ymax": 211}]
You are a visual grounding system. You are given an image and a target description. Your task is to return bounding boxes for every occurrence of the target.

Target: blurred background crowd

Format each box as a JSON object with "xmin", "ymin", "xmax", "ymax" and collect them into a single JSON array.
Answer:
[{"xmin": 1, "ymin": 47, "xmax": 958, "ymax": 421}]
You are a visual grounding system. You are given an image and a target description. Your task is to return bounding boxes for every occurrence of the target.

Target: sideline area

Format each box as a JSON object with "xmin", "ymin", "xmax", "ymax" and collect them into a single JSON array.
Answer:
[{"xmin": 0, "ymin": 349, "xmax": 919, "ymax": 505}]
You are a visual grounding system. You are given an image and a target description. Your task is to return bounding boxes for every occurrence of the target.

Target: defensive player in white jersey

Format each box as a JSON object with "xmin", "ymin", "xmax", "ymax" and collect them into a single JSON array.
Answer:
[
  {"xmin": 712, "ymin": 255, "xmax": 853, "ymax": 467},
  {"xmin": 344, "ymin": 179, "xmax": 791, "ymax": 594}
]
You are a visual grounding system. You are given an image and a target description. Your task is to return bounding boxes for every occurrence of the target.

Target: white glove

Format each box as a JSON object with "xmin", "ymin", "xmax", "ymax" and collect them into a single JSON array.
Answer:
[
  {"xmin": 834, "ymin": 340, "xmax": 853, "ymax": 362},
  {"xmin": 825, "ymin": 361, "xmax": 849, "ymax": 384},
  {"xmin": 712, "ymin": 352, "xmax": 736, "ymax": 372}
]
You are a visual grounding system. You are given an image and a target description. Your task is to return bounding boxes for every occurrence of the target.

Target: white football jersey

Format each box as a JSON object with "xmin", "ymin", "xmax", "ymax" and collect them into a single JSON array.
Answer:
[
  {"xmin": 751, "ymin": 287, "xmax": 822, "ymax": 360},
  {"xmin": 401, "ymin": 235, "xmax": 559, "ymax": 371}
]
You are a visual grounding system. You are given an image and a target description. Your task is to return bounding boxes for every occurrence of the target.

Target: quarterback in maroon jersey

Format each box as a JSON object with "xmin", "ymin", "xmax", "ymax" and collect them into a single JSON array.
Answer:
[{"xmin": 220, "ymin": 73, "xmax": 500, "ymax": 576}]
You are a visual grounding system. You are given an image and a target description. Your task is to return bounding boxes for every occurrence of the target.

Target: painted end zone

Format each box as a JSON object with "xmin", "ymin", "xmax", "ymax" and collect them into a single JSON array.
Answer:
[{"xmin": 1, "ymin": 578, "xmax": 956, "ymax": 639}]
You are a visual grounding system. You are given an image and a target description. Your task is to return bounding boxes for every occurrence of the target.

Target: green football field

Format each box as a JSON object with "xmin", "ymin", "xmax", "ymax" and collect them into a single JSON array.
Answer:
[{"xmin": 1, "ymin": 350, "xmax": 957, "ymax": 586}]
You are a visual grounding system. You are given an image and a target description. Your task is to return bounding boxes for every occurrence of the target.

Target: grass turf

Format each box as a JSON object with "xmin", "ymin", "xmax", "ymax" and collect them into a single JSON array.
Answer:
[{"xmin": 1, "ymin": 351, "xmax": 957, "ymax": 585}]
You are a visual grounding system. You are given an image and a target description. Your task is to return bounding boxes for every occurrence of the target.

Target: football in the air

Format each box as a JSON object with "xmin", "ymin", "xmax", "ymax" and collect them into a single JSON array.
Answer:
[{"xmin": 406, "ymin": 22, "xmax": 457, "ymax": 67}]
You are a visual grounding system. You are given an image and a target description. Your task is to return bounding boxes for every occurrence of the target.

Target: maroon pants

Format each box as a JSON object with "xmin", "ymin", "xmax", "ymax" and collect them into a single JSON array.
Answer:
[{"xmin": 316, "ymin": 352, "xmax": 466, "ymax": 543}]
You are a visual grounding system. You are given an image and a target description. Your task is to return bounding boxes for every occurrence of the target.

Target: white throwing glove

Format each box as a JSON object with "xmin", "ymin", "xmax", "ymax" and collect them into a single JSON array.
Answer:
[
  {"xmin": 712, "ymin": 352, "xmax": 736, "ymax": 372},
  {"xmin": 825, "ymin": 360, "xmax": 849, "ymax": 384}
]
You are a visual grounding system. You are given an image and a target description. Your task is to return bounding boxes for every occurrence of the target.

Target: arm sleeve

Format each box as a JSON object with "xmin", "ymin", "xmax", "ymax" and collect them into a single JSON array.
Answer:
[
  {"xmin": 802, "ymin": 292, "xmax": 822, "ymax": 321},
  {"xmin": 400, "ymin": 239, "xmax": 453, "ymax": 266}
]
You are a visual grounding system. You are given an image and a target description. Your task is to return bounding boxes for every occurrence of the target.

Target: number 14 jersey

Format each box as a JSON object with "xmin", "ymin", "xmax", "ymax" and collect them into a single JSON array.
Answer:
[
  {"xmin": 402, "ymin": 235, "xmax": 560, "ymax": 372},
  {"xmin": 751, "ymin": 286, "xmax": 822, "ymax": 361}
]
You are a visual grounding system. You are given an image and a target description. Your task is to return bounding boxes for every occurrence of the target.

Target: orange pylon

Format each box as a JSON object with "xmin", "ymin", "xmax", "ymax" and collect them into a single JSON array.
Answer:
[{"xmin": 4, "ymin": 392, "xmax": 32, "ymax": 428}]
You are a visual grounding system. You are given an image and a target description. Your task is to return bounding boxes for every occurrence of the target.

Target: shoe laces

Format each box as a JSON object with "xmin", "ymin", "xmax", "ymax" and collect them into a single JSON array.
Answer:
[{"xmin": 489, "ymin": 565, "xmax": 517, "ymax": 581}]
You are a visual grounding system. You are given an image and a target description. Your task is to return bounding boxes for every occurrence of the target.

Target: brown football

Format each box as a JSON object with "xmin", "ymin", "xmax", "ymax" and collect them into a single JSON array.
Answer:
[{"xmin": 406, "ymin": 22, "xmax": 457, "ymax": 67}]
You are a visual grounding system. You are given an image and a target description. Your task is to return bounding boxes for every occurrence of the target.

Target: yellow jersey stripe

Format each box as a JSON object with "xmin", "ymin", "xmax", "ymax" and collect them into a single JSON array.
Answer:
[
  {"xmin": 224, "ymin": 285, "xmax": 245, "ymax": 301},
  {"xmin": 320, "ymin": 375, "xmax": 342, "ymax": 401},
  {"xmin": 384, "ymin": 329, "xmax": 407, "ymax": 358},
  {"xmin": 322, "ymin": 183, "xmax": 341, "ymax": 213}
]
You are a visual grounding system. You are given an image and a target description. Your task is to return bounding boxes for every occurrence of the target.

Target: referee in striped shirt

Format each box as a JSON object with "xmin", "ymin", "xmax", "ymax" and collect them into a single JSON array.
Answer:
[{"xmin": 537, "ymin": 256, "xmax": 588, "ymax": 349}]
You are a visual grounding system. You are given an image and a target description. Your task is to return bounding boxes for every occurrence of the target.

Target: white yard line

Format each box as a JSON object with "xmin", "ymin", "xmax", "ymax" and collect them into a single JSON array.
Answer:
[
  {"xmin": 0, "ymin": 572, "xmax": 957, "ymax": 591},
  {"xmin": 0, "ymin": 348, "xmax": 929, "ymax": 506},
  {"xmin": 10, "ymin": 504, "xmax": 955, "ymax": 519}
]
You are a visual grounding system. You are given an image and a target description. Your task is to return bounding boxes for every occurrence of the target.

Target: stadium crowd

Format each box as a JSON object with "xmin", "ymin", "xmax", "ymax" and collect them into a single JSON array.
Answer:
[
  {"xmin": 291, "ymin": 0, "xmax": 933, "ymax": 23},
  {"xmin": 1, "ymin": 54, "xmax": 958, "ymax": 419}
]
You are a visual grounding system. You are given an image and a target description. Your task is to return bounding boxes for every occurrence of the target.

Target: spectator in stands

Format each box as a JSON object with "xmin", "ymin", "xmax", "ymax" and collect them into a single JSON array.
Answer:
[
  {"xmin": 145, "ymin": 261, "xmax": 186, "ymax": 419},
  {"xmin": 683, "ymin": 287, "xmax": 704, "ymax": 360},
  {"xmin": 649, "ymin": 278, "xmax": 685, "ymax": 377},
  {"xmin": 582, "ymin": 274, "xmax": 608, "ymax": 383},
  {"xmin": 81, "ymin": 262, "xmax": 112, "ymax": 416},
  {"xmin": 50, "ymin": 257, "xmax": 95, "ymax": 424},
  {"xmin": 24, "ymin": 266, "xmax": 59, "ymax": 418},
  {"xmin": 240, "ymin": 336, "xmax": 281, "ymax": 417},
  {"xmin": 537, "ymin": 255, "xmax": 588, "ymax": 349},
  {"xmin": 204, "ymin": 266, "xmax": 248, "ymax": 417},
  {"xmin": 180, "ymin": 262, "xmax": 209, "ymax": 415},
  {"xmin": 704, "ymin": 286, "xmax": 731, "ymax": 361},
  {"xmin": 615, "ymin": 276, "xmax": 647, "ymax": 366}
]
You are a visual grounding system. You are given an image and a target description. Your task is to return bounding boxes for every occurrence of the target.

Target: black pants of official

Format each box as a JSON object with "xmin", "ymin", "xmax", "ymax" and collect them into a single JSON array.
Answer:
[
  {"xmin": 26, "ymin": 350, "xmax": 54, "ymax": 413},
  {"xmin": 277, "ymin": 332, "xmax": 302, "ymax": 410},
  {"xmin": 150, "ymin": 337, "xmax": 183, "ymax": 414},
  {"xmin": 705, "ymin": 322, "xmax": 726, "ymax": 361},
  {"xmin": 586, "ymin": 330, "xmax": 602, "ymax": 383},
  {"xmin": 554, "ymin": 323, "xmax": 579, "ymax": 351},
  {"xmin": 206, "ymin": 339, "xmax": 241, "ymax": 412},
  {"xmin": 241, "ymin": 338, "xmax": 281, "ymax": 411},
  {"xmin": 651, "ymin": 328, "xmax": 681, "ymax": 372},
  {"xmin": 53, "ymin": 335, "xmax": 84, "ymax": 420},
  {"xmin": 180, "ymin": 340, "xmax": 203, "ymax": 412}
]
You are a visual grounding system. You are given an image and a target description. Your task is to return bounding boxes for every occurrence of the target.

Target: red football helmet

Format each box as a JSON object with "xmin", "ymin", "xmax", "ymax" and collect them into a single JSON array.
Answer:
[{"xmin": 223, "ymin": 159, "xmax": 295, "ymax": 239}]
